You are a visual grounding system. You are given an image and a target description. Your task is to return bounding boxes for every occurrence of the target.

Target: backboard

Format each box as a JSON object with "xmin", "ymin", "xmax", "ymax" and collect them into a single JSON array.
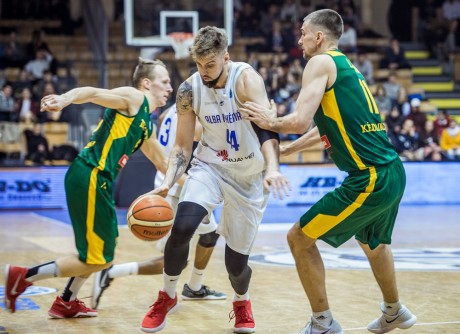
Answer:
[{"xmin": 124, "ymin": 0, "xmax": 233, "ymax": 47}]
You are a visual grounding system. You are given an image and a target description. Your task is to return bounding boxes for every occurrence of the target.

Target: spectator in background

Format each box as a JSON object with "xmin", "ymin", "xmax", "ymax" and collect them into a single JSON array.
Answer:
[
  {"xmin": 374, "ymin": 85, "xmax": 392, "ymax": 118},
  {"xmin": 341, "ymin": 5, "xmax": 360, "ymax": 31},
  {"xmin": 416, "ymin": 120, "xmax": 443, "ymax": 161},
  {"xmin": 1, "ymin": 30, "xmax": 28, "ymax": 68},
  {"xmin": 24, "ymin": 122, "xmax": 50, "ymax": 165},
  {"xmin": 338, "ymin": 20, "xmax": 357, "ymax": 54},
  {"xmin": 386, "ymin": 105, "xmax": 405, "ymax": 136},
  {"xmin": 433, "ymin": 110, "xmax": 452, "ymax": 137},
  {"xmin": 34, "ymin": 69, "xmax": 60, "ymax": 98},
  {"xmin": 380, "ymin": 38, "xmax": 411, "ymax": 70},
  {"xmin": 280, "ymin": 0, "xmax": 297, "ymax": 22},
  {"xmin": 383, "ymin": 72, "xmax": 401, "ymax": 106},
  {"xmin": 392, "ymin": 118, "xmax": 419, "ymax": 161},
  {"xmin": 25, "ymin": 29, "xmax": 51, "ymax": 61},
  {"xmin": 441, "ymin": 0, "xmax": 460, "ymax": 21},
  {"xmin": 259, "ymin": 4, "xmax": 279, "ymax": 37},
  {"xmin": 236, "ymin": 2, "xmax": 260, "ymax": 37},
  {"xmin": 406, "ymin": 98, "xmax": 427, "ymax": 133},
  {"xmin": 11, "ymin": 69, "xmax": 34, "ymax": 98},
  {"xmin": 14, "ymin": 87, "xmax": 41, "ymax": 123},
  {"xmin": 0, "ymin": 82, "xmax": 15, "ymax": 121},
  {"xmin": 396, "ymin": 86, "xmax": 411, "ymax": 116},
  {"xmin": 440, "ymin": 119, "xmax": 460, "ymax": 160},
  {"xmin": 24, "ymin": 48, "xmax": 54, "ymax": 82},
  {"xmin": 353, "ymin": 52, "xmax": 374, "ymax": 84},
  {"xmin": 265, "ymin": 20, "xmax": 290, "ymax": 53}
]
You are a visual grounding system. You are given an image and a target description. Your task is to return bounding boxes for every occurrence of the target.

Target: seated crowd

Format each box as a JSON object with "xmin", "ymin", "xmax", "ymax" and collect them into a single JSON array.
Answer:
[{"xmin": 1, "ymin": 0, "xmax": 459, "ymax": 165}]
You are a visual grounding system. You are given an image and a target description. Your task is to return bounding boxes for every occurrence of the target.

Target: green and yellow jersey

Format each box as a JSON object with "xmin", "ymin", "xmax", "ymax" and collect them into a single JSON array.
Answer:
[
  {"xmin": 314, "ymin": 50, "xmax": 398, "ymax": 173},
  {"xmin": 79, "ymin": 96, "xmax": 153, "ymax": 179}
]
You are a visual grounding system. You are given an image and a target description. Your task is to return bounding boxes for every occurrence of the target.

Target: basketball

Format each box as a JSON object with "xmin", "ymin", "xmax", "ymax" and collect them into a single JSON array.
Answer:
[{"xmin": 127, "ymin": 194, "xmax": 174, "ymax": 241}]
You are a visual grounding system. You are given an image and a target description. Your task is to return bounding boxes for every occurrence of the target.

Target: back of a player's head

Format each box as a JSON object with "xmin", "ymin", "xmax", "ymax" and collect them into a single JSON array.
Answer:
[
  {"xmin": 304, "ymin": 9, "xmax": 343, "ymax": 41},
  {"xmin": 189, "ymin": 26, "xmax": 228, "ymax": 59},
  {"xmin": 132, "ymin": 57, "xmax": 166, "ymax": 88}
]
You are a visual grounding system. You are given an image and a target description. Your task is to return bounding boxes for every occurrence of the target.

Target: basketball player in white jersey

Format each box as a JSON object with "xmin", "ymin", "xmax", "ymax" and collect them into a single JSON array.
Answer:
[
  {"xmin": 91, "ymin": 103, "xmax": 226, "ymax": 310},
  {"xmin": 141, "ymin": 26, "xmax": 291, "ymax": 333}
]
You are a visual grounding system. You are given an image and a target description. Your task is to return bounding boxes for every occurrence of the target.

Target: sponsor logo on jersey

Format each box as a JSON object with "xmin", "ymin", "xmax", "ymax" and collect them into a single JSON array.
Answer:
[
  {"xmin": 118, "ymin": 154, "xmax": 129, "ymax": 168},
  {"xmin": 321, "ymin": 135, "xmax": 331, "ymax": 149},
  {"xmin": 217, "ymin": 149, "xmax": 229, "ymax": 161}
]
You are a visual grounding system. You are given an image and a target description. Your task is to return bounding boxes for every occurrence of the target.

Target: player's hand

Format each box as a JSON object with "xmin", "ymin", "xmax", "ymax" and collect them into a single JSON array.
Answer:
[
  {"xmin": 263, "ymin": 170, "xmax": 291, "ymax": 200},
  {"xmin": 40, "ymin": 94, "xmax": 71, "ymax": 112},
  {"xmin": 240, "ymin": 100, "xmax": 277, "ymax": 130},
  {"xmin": 146, "ymin": 184, "xmax": 170, "ymax": 198}
]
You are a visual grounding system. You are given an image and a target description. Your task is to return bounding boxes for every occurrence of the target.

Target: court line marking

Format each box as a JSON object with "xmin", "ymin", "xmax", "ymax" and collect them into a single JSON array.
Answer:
[{"xmin": 345, "ymin": 320, "xmax": 460, "ymax": 331}]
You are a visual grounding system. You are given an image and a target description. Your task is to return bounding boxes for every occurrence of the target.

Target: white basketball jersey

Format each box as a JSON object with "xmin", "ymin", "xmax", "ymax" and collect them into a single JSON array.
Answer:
[
  {"xmin": 155, "ymin": 105, "xmax": 181, "ymax": 196},
  {"xmin": 191, "ymin": 62, "xmax": 265, "ymax": 176}
]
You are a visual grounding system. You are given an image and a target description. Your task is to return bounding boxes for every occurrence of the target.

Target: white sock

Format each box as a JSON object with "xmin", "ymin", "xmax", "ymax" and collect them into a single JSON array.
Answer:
[
  {"xmin": 233, "ymin": 291, "xmax": 249, "ymax": 302},
  {"xmin": 25, "ymin": 261, "xmax": 58, "ymax": 282},
  {"xmin": 61, "ymin": 277, "xmax": 87, "ymax": 301},
  {"xmin": 108, "ymin": 262, "xmax": 139, "ymax": 278},
  {"xmin": 312, "ymin": 310, "xmax": 333, "ymax": 327},
  {"xmin": 188, "ymin": 267, "xmax": 205, "ymax": 291},
  {"xmin": 163, "ymin": 270, "xmax": 179, "ymax": 299},
  {"xmin": 383, "ymin": 301, "xmax": 401, "ymax": 316}
]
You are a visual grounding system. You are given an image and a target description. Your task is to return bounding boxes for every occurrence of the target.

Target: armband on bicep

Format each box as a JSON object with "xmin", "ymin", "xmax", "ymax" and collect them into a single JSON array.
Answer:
[{"xmin": 251, "ymin": 122, "xmax": 279, "ymax": 145}]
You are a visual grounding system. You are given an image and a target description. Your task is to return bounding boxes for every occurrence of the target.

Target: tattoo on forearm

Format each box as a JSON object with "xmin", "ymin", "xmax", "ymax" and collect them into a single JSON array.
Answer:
[
  {"xmin": 172, "ymin": 149, "xmax": 188, "ymax": 181},
  {"xmin": 176, "ymin": 81, "xmax": 193, "ymax": 114}
]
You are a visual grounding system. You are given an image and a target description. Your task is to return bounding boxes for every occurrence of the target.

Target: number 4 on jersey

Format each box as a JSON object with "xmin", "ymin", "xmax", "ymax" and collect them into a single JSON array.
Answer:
[{"xmin": 226, "ymin": 129, "xmax": 240, "ymax": 151}]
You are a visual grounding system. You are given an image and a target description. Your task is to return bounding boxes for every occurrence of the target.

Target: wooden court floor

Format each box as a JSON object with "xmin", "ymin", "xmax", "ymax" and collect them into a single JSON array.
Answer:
[{"xmin": 0, "ymin": 205, "xmax": 459, "ymax": 334}]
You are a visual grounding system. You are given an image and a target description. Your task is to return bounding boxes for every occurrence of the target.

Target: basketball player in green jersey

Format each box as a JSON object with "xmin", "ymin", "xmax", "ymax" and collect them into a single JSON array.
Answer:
[
  {"xmin": 241, "ymin": 9, "xmax": 416, "ymax": 334},
  {"xmin": 4, "ymin": 58, "xmax": 177, "ymax": 319}
]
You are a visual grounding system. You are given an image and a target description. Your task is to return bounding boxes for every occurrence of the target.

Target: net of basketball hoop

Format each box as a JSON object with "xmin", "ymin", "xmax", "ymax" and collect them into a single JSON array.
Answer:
[{"xmin": 168, "ymin": 32, "xmax": 194, "ymax": 59}]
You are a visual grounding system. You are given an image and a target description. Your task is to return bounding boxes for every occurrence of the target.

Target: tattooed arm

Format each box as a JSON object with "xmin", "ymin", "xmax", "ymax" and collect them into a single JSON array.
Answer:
[{"xmin": 151, "ymin": 80, "xmax": 197, "ymax": 197}]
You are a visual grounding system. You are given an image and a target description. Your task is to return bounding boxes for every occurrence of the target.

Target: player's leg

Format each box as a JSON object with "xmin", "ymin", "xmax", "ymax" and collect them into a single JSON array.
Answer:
[
  {"xmin": 182, "ymin": 229, "xmax": 226, "ymax": 300},
  {"xmin": 358, "ymin": 160, "xmax": 416, "ymax": 333},
  {"xmin": 360, "ymin": 243, "xmax": 416, "ymax": 333},
  {"xmin": 141, "ymin": 201, "xmax": 207, "ymax": 332},
  {"xmin": 5, "ymin": 162, "xmax": 114, "ymax": 317},
  {"xmin": 141, "ymin": 164, "xmax": 223, "ymax": 332}
]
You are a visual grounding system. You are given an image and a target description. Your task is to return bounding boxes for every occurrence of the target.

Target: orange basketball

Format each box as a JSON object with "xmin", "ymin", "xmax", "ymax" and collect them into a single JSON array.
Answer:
[{"xmin": 127, "ymin": 194, "xmax": 174, "ymax": 241}]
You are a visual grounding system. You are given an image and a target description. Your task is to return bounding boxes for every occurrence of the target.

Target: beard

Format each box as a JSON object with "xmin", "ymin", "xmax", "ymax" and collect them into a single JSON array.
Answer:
[{"xmin": 201, "ymin": 66, "xmax": 225, "ymax": 88}]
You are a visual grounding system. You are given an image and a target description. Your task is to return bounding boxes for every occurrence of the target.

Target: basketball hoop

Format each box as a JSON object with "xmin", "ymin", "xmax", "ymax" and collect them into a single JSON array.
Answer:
[{"xmin": 168, "ymin": 32, "xmax": 194, "ymax": 59}]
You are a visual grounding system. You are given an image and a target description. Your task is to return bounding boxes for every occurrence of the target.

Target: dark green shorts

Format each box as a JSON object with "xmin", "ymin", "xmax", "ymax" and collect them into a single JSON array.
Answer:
[
  {"xmin": 65, "ymin": 157, "xmax": 118, "ymax": 264},
  {"xmin": 299, "ymin": 159, "xmax": 406, "ymax": 250}
]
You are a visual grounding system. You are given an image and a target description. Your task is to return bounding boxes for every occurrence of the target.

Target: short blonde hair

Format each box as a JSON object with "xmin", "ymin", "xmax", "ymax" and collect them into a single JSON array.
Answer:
[{"xmin": 132, "ymin": 58, "xmax": 166, "ymax": 87}]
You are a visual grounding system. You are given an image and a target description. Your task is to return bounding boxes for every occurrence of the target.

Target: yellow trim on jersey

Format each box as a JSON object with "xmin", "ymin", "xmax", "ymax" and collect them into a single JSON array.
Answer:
[
  {"xmin": 324, "ymin": 50, "xmax": 343, "ymax": 57},
  {"xmin": 86, "ymin": 168, "xmax": 105, "ymax": 264},
  {"xmin": 303, "ymin": 166, "xmax": 377, "ymax": 238},
  {"xmin": 321, "ymin": 89, "xmax": 367, "ymax": 170},
  {"xmin": 97, "ymin": 113, "xmax": 134, "ymax": 170}
]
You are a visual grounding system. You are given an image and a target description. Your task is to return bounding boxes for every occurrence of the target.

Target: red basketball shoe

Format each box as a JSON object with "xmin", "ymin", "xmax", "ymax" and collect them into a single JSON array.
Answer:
[
  {"xmin": 141, "ymin": 290, "xmax": 179, "ymax": 333},
  {"xmin": 4, "ymin": 264, "xmax": 32, "ymax": 313},
  {"xmin": 230, "ymin": 300, "xmax": 256, "ymax": 333},
  {"xmin": 48, "ymin": 296, "xmax": 98, "ymax": 318}
]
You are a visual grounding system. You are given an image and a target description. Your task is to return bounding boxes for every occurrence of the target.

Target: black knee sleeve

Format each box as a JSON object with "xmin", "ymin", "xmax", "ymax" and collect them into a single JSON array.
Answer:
[
  {"xmin": 164, "ymin": 201, "xmax": 207, "ymax": 276},
  {"xmin": 198, "ymin": 230, "xmax": 220, "ymax": 248},
  {"xmin": 225, "ymin": 245, "xmax": 252, "ymax": 295}
]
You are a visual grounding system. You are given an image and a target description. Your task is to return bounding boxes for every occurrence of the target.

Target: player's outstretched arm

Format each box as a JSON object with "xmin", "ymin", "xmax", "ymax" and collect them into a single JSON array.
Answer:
[
  {"xmin": 280, "ymin": 126, "xmax": 321, "ymax": 156},
  {"xmin": 40, "ymin": 86, "xmax": 143, "ymax": 115}
]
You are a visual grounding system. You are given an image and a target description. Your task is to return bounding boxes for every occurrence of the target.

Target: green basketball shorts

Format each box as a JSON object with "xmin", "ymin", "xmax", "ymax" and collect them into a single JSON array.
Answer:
[
  {"xmin": 299, "ymin": 158, "xmax": 406, "ymax": 250},
  {"xmin": 65, "ymin": 157, "xmax": 118, "ymax": 264}
]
